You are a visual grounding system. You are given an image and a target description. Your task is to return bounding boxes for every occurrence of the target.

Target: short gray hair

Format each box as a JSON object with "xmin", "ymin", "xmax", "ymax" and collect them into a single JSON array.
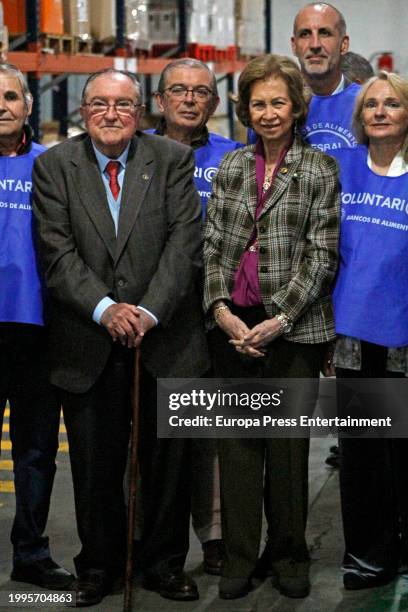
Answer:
[
  {"xmin": 0, "ymin": 63, "xmax": 32, "ymax": 108},
  {"xmin": 293, "ymin": 3, "xmax": 347, "ymax": 37},
  {"xmin": 157, "ymin": 58, "xmax": 218, "ymax": 97},
  {"xmin": 81, "ymin": 69, "xmax": 142, "ymax": 104},
  {"xmin": 341, "ymin": 52, "xmax": 374, "ymax": 84}
]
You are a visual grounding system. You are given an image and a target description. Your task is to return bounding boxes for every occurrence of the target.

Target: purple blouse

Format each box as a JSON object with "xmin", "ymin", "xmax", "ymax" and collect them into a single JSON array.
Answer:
[{"xmin": 231, "ymin": 138, "xmax": 289, "ymax": 306}]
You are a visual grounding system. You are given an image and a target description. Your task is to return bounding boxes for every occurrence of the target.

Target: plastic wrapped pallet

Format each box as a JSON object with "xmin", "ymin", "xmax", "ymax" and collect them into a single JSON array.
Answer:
[
  {"xmin": 187, "ymin": 0, "xmax": 210, "ymax": 45},
  {"xmin": 126, "ymin": 0, "xmax": 149, "ymax": 48},
  {"xmin": 236, "ymin": 0, "xmax": 264, "ymax": 56},
  {"xmin": 63, "ymin": 0, "xmax": 91, "ymax": 40},
  {"xmin": 145, "ymin": 0, "xmax": 232, "ymax": 50},
  {"xmin": 89, "ymin": 0, "xmax": 116, "ymax": 42},
  {"xmin": 147, "ymin": 0, "xmax": 178, "ymax": 45},
  {"xmin": 210, "ymin": 0, "xmax": 234, "ymax": 48}
]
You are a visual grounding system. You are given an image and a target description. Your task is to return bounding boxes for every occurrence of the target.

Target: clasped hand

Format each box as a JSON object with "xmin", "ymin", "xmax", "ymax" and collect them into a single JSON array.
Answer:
[
  {"xmin": 100, "ymin": 303, "xmax": 155, "ymax": 348},
  {"xmin": 218, "ymin": 311, "xmax": 282, "ymax": 358}
]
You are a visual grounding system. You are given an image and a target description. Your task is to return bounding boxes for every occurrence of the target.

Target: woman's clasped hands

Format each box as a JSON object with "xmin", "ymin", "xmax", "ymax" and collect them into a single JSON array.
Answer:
[{"xmin": 216, "ymin": 307, "xmax": 282, "ymax": 358}]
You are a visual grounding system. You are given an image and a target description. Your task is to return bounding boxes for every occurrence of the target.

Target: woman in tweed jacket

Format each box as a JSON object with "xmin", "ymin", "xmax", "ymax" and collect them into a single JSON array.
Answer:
[{"xmin": 203, "ymin": 55, "xmax": 340, "ymax": 600}]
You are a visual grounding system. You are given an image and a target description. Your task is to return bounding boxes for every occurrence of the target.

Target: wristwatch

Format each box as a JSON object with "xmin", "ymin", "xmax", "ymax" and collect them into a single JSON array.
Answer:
[{"xmin": 276, "ymin": 312, "xmax": 294, "ymax": 334}]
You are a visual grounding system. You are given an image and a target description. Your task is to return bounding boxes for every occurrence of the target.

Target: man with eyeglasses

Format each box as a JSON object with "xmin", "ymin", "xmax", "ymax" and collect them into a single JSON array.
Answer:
[
  {"xmin": 152, "ymin": 58, "xmax": 242, "ymax": 218},
  {"xmin": 149, "ymin": 58, "xmax": 242, "ymax": 575},
  {"xmin": 33, "ymin": 68, "xmax": 209, "ymax": 606},
  {"xmin": 0, "ymin": 62, "xmax": 74, "ymax": 593}
]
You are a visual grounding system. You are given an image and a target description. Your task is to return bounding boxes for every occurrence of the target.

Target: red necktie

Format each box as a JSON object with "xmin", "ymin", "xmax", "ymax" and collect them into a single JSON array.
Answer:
[{"xmin": 105, "ymin": 161, "xmax": 120, "ymax": 200}]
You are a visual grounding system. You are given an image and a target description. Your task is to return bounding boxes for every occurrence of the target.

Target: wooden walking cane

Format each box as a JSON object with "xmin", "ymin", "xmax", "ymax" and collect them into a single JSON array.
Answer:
[{"xmin": 124, "ymin": 346, "xmax": 141, "ymax": 612}]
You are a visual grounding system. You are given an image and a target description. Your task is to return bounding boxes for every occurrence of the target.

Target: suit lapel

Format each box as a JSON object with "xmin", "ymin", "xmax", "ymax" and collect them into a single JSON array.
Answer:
[
  {"xmin": 70, "ymin": 136, "xmax": 116, "ymax": 260},
  {"xmin": 115, "ymin": 136, "xmax": 154, "ymax": 264},
  {"xmin": 259, "ymin": 137, "xmax": 303, "ymax": 218}
]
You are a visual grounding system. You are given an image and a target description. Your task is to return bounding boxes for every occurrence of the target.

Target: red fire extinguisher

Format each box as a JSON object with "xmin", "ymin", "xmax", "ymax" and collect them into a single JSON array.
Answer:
[{"xmin": 377, "ymin": 52, "xmax": 393, "ymax": 72}]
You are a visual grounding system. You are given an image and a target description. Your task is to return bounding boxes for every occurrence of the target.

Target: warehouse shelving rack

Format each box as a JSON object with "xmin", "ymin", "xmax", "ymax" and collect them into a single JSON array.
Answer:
[{"xmin": 7, "ymin": 0, "xmax": 272, "ymax": 139}]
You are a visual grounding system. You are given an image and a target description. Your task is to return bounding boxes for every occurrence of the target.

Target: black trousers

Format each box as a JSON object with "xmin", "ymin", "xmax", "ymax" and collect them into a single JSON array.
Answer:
[
  {"xmin": 209, "ymin": 305, "xmax": 327, "ymax": 578},
  {"xmin": 60, "ymin": 346, "xmax": 192, "ymax": 578},
  {"xmin": 0, "ymin": 323, "xmax": 60, "ymax": 567},
  {"xmin": 139, "ymin": 366, "xmax": 192, "ymax": 577},
  {"xmin": 337, "ymin": 341, "xmax": 407, "ymax": 578},
  {"xmin": 60, "ymin": 344, "xmax": 133, "ymax": 577}
]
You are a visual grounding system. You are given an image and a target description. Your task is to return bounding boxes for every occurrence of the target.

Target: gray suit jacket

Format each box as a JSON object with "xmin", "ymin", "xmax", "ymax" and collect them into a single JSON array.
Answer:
[{"xmin": 33, "ymin": 131, "xmax": 209, "ymax": 393}]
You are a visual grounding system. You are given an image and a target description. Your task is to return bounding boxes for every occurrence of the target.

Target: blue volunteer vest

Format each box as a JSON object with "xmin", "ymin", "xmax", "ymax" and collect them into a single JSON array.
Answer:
[
  {"xmin": 247, "ymin": 82, "xmax": 360, "ymax": 161},
  {"xmin": 193, "ymin": 132, "xmax": 242, "ymax": 217},
  {"xmin": 300, "ymin": 82, "xmax": 360, "ymax": 158},
  {"xmin": 0, "ymin": 142, "xmax": 46, "ymax": 325},
  {"xmin": 147, "ymin": 129, "xmax": 242, "ymax": 217},
  {"xmin": 333, "ymin": 146, "xmax": 408, "ymax": 347}
]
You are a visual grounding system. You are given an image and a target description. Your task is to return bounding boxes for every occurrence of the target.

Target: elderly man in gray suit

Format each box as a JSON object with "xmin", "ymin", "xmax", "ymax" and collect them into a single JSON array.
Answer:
[{"xmin": 32, "ymin": 69, "xmax": 209, "ymax": 607}]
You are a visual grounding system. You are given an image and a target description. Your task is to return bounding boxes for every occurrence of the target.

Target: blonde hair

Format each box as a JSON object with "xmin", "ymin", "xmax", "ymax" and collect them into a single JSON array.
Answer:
[{"xmin": 352, "ymin": 71, "xmax": 408, "ymax": 161}]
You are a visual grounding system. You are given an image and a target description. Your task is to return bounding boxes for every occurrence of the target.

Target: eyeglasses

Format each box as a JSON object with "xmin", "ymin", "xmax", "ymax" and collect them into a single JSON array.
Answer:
[
  {"xmin": 163, "ymin": 85, "xmax": 214, "ymax": 101},
  {"xmin": 83, "ymin": 99, "xmax": 142, "ymax": 116}
]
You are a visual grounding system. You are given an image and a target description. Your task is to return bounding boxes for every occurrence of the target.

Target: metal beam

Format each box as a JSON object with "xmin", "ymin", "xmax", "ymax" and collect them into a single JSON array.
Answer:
[
  {"xmin": 265, "ymin": 0, "xmax": 272, "ymax": 54},
  {"xmin": 26, "ymin": 0, "xmax": 41, "ymax": 139},
  {"xmin": 40, "ymin": 73, "xmax": 68, "ymax": 94},
  {"xmin": 177, "ymin": 0, "xmax": 187, "ymax": 54},
  {"xmin": 116, "ymin": 0, "xmax": 126, "ymax": 53},
  {"xmin": 52, "ymin": 76, "xmax": 68, "ymax": 137}
]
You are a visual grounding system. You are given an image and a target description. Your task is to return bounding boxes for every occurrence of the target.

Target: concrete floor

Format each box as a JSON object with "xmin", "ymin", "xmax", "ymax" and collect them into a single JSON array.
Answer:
[{"xmin": 1, "ymin": 420, "xmax": 408, "ymax": 611}]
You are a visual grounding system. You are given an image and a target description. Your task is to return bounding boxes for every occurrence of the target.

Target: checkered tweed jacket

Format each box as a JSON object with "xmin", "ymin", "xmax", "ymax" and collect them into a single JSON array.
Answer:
[{"xmin": 203, "ymin": 136, "xmax": 340, "ymax": 344}]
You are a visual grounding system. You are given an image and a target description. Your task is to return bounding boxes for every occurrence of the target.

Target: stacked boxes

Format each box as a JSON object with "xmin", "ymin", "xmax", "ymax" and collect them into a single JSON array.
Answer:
[
  {"xmin": 126, "ymin": 0, "xmax": 149, "ymax": 49},
  {"xmin": 147, "ymin": 0, "xmax": 178, "ymax": 45},
  {"xmin": 187, "ymin": 0, "xmax": 207, "ymax": 44},
  {"xmin": 147, "ymin": 0, "xmax": 236, "ymax": 57},
  {"xmin": 2, "ymin": 0, "xmax": 258, "ymax": 59},
  {"xmin": 209, "ymin": 0, "xmax": 235, "ymax": 48}
]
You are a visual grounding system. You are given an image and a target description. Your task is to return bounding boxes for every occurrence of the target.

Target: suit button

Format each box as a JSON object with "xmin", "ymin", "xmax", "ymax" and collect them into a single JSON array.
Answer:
[
  {"xmin": 259, "ymin": 246, "xmax": 266, "ymax": 254},
  {"xmin": 118, "ymin": 279, "xmax": 125, "ymax": 287},
  {"xmin": 259, "ymin": 226, "xmax": 266, "ymax": 234},
  {"xmin": 260, "ymin": 266, "xmax": 268, "ymax": 273}
]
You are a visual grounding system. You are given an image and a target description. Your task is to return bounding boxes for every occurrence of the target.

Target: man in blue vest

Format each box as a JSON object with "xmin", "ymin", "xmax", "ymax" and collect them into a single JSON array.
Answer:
[
  {"xmin": 248, "ymin": 3, "xmax": 360, "ymax": 161},
  {"xmin": 151, "ymin": 58, "xmax": 242, "ymax": 574},
  {"xmin": 152, "ymin": 58, "xmax": 242, "ymax": 218},
  {"xmin": 291, "ymin": 2, "xmax": 360, "ymax": 157},
  {"xmin": 0, "ymin": 63, "xmax": 73, "ymax": 590},
  {"xmin": 292, "ymin": 4, "xmax": 371, "ymax": 468}
]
